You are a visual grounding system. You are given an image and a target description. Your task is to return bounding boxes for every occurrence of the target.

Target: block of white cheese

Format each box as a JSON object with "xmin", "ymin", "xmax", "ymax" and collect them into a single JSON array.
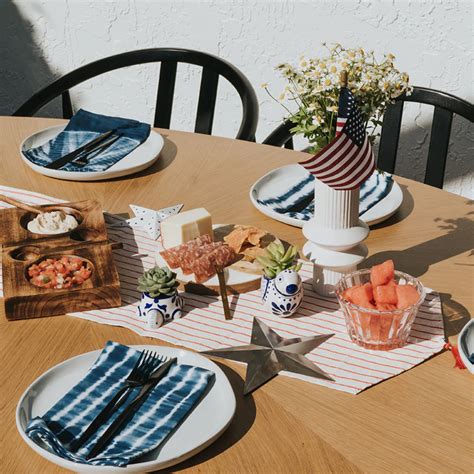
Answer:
[{"xmin": 161, "ymin": 208, "xmax": 213, "ymax": 249}]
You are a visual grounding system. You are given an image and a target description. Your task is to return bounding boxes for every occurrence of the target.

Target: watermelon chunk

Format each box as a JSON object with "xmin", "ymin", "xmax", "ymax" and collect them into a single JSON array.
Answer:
[
  {"xmin": 343, "ymin": 283, "xmax": 375, "ymax": 309},
  {"xmin": 373, "ymin": 283, "xmax": 398, "ymax": 305},
  {"xmin": 370, "ymin": 259, "xmax": 395, "ymax": 287},
  {"xmin": 396, "ymin": 285, "xmax": 420, "ymax": 309},
  {"xmin": 376, "ymin": 303, "xmax": 397, "ymax": 311}
]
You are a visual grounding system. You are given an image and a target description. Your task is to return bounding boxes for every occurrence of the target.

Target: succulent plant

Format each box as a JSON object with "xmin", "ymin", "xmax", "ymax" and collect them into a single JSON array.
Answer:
[
  {"xmin": 256, "ymin": 241, "xmax": 302, "ymax": 279},
  {"xmin": 138, "ymin": 266, "xmax": 179, "ymax": 297}
]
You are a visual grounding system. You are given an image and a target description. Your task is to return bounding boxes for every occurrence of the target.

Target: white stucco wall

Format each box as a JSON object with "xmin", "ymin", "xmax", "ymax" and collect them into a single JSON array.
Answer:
[{"xmin": 2, "ymin": 0, "xmax": 473, "ymax": 197}]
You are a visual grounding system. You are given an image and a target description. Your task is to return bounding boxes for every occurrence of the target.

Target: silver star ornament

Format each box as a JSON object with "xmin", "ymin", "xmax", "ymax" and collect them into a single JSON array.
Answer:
[{"xmin": 202, "ymin": 317, "xmax": 335, "ymax": 395}]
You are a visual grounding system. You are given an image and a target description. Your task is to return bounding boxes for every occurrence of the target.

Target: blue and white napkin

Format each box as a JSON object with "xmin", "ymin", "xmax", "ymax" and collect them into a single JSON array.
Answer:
[
  {"xmin": 26, "ymin": 341, "xmax": 214, "ymax": 466},
  {"xmin": 23, "ymin": 109, "xmax": 151, "ymax": 172},
  {"xmin": 257, "ymin": 170, "xmax": 393, "ymax": 222}
]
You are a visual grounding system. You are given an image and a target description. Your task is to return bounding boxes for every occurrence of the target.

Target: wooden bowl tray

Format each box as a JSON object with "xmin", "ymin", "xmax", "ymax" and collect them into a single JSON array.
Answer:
[{"xmin": 0, "ymin": 200, "xmax": 121, "ymax": 320}]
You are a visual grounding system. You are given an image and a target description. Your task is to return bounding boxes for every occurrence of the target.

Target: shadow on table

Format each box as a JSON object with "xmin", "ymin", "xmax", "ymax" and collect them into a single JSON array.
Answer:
[
  {"xmin": 438, "ymin": 292, "xmax": 471, "ymax": 338},
  {"xmin": 181, "ymin": 293, "xmax": 219, "ymax": 317},
  {"xmin": 369, "ymin": 183, "xmax": 415, "ymax": 230},
  {"xmin": 85, "ymin": 134, "xmax": 178, "ymax": 184},
  {"xmin": 366, "ymin": 211, "xmax": 473, "ymax": 337},
  {"xmin": 105, "ymin": 215, "xmax": 145, "ymax": 305},
  {"xmin": 181, "ymin": 288, "xmax": 241, "ymax": 320},
  {"xmin": 365, "ymin": 212, "xmax": 474, "ymax": 277},
  {"xmin": 153, "ymin": 361, "xmax": 256, "ymax": 473},
  {"xmin": 116, "ymin": 134, "xmax": 178, "ymax": 182}
]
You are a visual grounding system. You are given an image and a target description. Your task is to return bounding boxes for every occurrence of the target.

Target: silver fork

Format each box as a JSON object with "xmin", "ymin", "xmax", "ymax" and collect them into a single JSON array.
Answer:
[
  {"xmin": 72, "ymin": 133, "xmax": 122, "ymax": 167},
  {"xmin": 71, "ymin": 350, "xmax": 166, "ymax": 451}
]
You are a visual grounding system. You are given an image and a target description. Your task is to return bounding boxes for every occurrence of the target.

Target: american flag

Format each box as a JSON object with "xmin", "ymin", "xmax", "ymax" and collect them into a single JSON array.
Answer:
[{"xmin": 299, "ymin": 87, "xmax": 375, "ymax": 190}]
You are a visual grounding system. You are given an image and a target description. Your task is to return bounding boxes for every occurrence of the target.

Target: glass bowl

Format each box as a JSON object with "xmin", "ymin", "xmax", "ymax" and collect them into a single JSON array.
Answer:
[{"xmin": 335, "ymin": 269, "xmax": 426, "ymax": 350}]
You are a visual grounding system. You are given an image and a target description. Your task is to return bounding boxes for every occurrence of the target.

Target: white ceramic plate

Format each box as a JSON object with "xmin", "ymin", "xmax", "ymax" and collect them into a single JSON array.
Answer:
[
  {"xmin": 249, "ymin": 164, "xmax": 403, "ymax": 227},
  {"xmin": 458, "ymin": 319, "xmax": 474, "ymax": 374},
  {"xmin": 20, "ymin": 125, "xmax": 164, "ymax": 181},
  {"xmin": 16, "ymin": 345, "xmax": 236, "ymax": 473}
]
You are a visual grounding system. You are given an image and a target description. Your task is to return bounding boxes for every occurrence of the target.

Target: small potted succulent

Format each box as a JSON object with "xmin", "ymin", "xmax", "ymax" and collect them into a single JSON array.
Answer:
[
  {"xmin": 137, "ymin": 266, "xmax": 183, "ymax": 328},
  {"xmin": 257, "ymin": 241, "xmax": 303, "ymax": 317}
]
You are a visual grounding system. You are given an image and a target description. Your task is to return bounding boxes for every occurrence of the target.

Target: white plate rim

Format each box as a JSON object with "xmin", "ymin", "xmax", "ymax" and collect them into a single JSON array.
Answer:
[
  {"xmin": 458, "ymin": 319, "xmax": 474, "ymax": 374},
  {"xmin": 249, "ymin": 164, "xmax": 403, "ymax": 228},
  {"xmin": 19, "ymin": 125, "xmax": 164, "ymax": 182},
  {"xmin": 16, "ymin": 344, "xmax": 236, "ymax": 472}
]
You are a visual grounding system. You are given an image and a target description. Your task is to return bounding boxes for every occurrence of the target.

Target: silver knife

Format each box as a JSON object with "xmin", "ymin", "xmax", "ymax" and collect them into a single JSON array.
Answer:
[
  {"xmin": 45, "ymin": 129, "xmax": 116, "ymax": 170},
  {"xmin": 86, "ymin": 357, "xmax": 177, "ymax": 459}
]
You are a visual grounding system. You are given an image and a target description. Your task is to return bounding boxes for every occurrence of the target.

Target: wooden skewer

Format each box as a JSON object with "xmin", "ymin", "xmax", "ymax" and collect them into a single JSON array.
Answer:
[
  {"xmin": 0, "ymin": 194, "xmax": 68, "ymax": 218},
  {"xmin": 340, "ymin": 70, "xmax": 348, "ymax": 88},
  {"xmin": 215, "ymin": 265, "xmax": 232, "ymax": 320},
  {"xmin": 0, "ymin": 194, "xmax": 43, "ymax": 214}
]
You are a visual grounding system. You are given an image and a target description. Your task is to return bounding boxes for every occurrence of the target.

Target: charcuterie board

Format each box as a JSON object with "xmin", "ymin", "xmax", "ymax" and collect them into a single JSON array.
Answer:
[
  {"xmin": 156, "ymin": 224, "xmax": 280, "ymax": 296},
  {"xmin": 0, "ymin": 200, "xmax": 121, "ymax": 320}
]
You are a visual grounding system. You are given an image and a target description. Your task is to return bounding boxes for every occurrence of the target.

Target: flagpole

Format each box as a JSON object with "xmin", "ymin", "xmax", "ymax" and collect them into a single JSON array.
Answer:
[
  {"xmin": 302, "ymin": 70, "xmax": 369, "ymax": 296},
  {"xmin": 340, "ymin": 70, "xmax": 348, "ymax": 88}
]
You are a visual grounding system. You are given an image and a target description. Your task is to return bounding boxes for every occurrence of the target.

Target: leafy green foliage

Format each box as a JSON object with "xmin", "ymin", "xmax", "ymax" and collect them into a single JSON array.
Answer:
[{"xmin": 138, "ymin": 266, "xmax": 179, "ymax": 297}]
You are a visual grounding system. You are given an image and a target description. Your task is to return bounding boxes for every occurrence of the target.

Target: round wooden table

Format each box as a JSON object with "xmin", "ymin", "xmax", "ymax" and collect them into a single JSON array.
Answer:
[{"xmin": 1, "ymin": 116, "xmax": 472, "ymax": 473}]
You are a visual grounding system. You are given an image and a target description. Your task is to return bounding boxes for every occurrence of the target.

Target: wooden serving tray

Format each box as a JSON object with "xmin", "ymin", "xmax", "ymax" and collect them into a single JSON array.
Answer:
[
  {"xmin": 0, "ymin": 200, "xmax": 121, "ymax": 320},
  {"xmin": 0, "ymin": 199, "xmax": 107, "ymax": 246}
]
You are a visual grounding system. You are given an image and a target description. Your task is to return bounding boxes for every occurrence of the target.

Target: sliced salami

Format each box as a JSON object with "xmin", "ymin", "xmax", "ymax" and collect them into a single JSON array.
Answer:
[
  {"xmin": 181, "ymin": 242, "xmax": 223, "ymax": 274},
  {"xmin": 192, "ymin": 245, "xmax": 237, "ymax": 283},
  {"xmin": 160, "ymin": 234, "xmax": 212, "ymax": 268}
]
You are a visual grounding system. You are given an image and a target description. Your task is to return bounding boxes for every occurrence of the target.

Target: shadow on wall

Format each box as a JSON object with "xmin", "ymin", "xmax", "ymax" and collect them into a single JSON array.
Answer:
[
  {"xmin": 0, "ymin": 0, "xmax": 60, "ymax": 116},
  {"xmin": 387, "ymin": 108, "xmax": 473, "ymax": 194}
]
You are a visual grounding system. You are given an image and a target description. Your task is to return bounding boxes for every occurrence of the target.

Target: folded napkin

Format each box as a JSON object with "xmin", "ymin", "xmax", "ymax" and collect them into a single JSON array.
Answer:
[
  {"xmin": 26, "ymin": 341, "xmax": 214, "ymax": 467},
  {"xmin": 257, "ymin": 169, "xmax": 393, "ymax": 222},
  {"xmin": 23, "ymin": 109, "xmax": 151, "ymax": 172}
]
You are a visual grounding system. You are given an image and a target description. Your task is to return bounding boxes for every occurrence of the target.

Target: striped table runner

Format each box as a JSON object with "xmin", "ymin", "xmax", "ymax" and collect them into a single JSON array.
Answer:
[{"xmin": 0, "ymin": 186, "xmax": 446, "ymax": 395}]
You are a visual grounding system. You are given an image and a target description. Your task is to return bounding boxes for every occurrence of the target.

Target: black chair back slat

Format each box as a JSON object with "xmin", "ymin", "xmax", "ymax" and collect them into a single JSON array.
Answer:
[
  {"xmin": 424, "ymin": 107, "xmax": 453, "ymax": 188},
  {"xmin": 262, "ymin": 120, "xmax": 294, "ymax": 148},
  {"xmin": 154, "ymin": 61, "xmax": 177, "ymax": 129},
  {"xmin": 262, "ymin": 86, "xmax": 473, "ymax": 190},
  {"xmin": 61, "ymin": 91, "xmax": 74, "ymax": 119},
  {"xmin": 13, "ymin": 48, "xmax": 258, "ymax": 142},
  {"xmin": 284, "ymin": 137, "xmax": 294, "ymax": 150},
  {"xmin": 377, "ymin": 100, "xmax": 404, "ymax": 174},
  {"xmin": 404, "ymin": 87, "xmax": 474, "ymax": 121},
  {"xmin": 194, "ymin": 68, "xmax": 219, "ymax": 135}
]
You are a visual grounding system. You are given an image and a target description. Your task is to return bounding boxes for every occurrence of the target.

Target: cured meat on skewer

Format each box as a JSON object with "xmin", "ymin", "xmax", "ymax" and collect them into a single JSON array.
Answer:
[
  {"xmin": 192, "ymin": 245, "xmax": 237, "ymax": 283},
  {"xmin": 160, "ymin": 234, "xmax": 212, "ymax": 268}
]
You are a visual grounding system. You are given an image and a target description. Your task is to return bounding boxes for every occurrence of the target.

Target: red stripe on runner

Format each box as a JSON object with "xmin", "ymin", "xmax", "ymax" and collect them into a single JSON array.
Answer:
[{"xmin": 184, "ymin": 294, "xmax": 432, "ymax": 361}]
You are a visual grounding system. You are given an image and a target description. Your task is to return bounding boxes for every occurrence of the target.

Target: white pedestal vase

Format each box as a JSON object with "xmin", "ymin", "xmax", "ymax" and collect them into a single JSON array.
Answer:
[{"xmin": 303, "ymin": 178, "xmax": 369, "ymax": 296}]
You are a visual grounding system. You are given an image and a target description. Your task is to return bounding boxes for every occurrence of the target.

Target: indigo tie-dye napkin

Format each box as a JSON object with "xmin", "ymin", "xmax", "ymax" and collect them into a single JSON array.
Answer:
[
  {"xmin": 257, "ymin": 170, "xmax": 393, "ymax": 222},
  {"xmin": 23, "ymin": 109, "xmax": 150, "ymax": 172},
  {"xmin": 26, "ymin": 341, "xmax": 214, "ymax": 466}
]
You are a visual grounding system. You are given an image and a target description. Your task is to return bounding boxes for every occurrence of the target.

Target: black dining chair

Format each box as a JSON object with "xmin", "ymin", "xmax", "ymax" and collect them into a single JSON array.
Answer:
[
  {"xmin": 262, "ymin": 86, "xmax": 474, "ymax": 189},
  {"xmin": 13, "ymin": 48, "xmax": 259, "ymax": 142}
]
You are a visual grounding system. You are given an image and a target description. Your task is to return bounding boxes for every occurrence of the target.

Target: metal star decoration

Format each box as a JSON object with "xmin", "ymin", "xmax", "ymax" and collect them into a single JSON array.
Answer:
[{"xmin": 202, "ymin": 318, "xmax": 335, "ymax": 395}]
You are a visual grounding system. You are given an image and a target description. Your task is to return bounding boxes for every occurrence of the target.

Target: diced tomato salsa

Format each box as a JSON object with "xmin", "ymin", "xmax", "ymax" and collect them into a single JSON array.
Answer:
[{"xmin": 28, "ymin": 256, "xmax": 92, "ymax": 289}]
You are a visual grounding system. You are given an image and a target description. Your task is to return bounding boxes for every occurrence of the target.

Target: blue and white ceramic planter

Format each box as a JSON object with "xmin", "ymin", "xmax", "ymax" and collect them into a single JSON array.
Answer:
[
  {"xmin": 138, "ymin": 291, "xmax": 184, "ymax": 328},
  {"xmin": 260, "ymin": 269, "xmax": 303, "ymax": 317}
]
